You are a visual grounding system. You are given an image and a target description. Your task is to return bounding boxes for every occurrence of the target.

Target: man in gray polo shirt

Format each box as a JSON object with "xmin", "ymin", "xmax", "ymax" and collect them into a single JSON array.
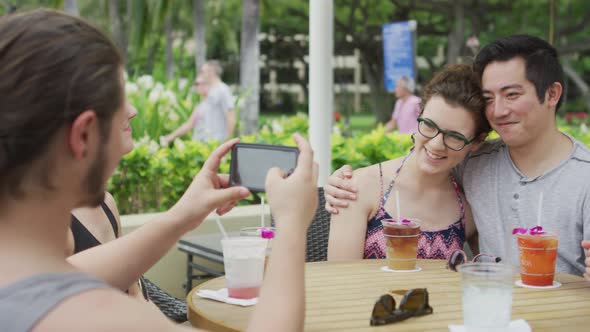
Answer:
[
  {"xmin": 199, "ymin": 60, "xmax": 236, "ymax": 140},
  {"xmin": 161, "ymin": 60, "xmax": 235, "ymax": 145},
  {"xmin": 323, "ymin": 35, "xmax": 590, "ymax": 279}
]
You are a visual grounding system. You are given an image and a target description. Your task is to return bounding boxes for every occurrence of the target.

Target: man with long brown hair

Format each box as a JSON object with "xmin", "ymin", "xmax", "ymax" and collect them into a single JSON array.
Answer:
[{"xmin": 0, "ymin": 9, "xmax": 318, "ymax": 331}]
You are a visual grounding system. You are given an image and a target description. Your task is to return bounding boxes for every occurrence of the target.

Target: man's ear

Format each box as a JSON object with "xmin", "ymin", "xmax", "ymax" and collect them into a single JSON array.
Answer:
[
  {"xmin": 545, "ymin": 82, "xmax": 563, "ymax": 109},
  {"xmin": 68, "ymin": 110, "xmax": 98, "ymax": 160}
]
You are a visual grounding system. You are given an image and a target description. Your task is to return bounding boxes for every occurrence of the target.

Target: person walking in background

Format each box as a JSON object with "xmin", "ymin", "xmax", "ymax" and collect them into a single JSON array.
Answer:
[
  {"xmin": 199, "ymin": 60, "xmax": 236, "ymax": 140},
  {"xmin": 162, "ymin": 60, "xmax": 235, "ymax": 145},
  {"xmin": 385, "ymin": 76, "xmax": 421, "ymax": 134},
  {"xmin": 161, "ymin": 74, "xmax": 211, "ymax": 145}
]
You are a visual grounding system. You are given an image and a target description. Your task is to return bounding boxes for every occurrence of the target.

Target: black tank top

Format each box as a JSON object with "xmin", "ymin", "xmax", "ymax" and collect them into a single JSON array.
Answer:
[
  {"xmin": 69, "ymin": 202, "xmax": 150, "ymax": 300},
  {"xmin": 70, "ymin": 202, "xmax": 118, "ymax": 254}
]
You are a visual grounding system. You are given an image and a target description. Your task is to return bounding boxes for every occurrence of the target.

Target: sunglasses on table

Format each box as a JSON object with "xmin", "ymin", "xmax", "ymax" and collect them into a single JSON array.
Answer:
[
  {"xmin": 370, "ymin": 288, "xmax": 433, "ymax": 326},
  {"xmin": 446, "ymin": 249, "xmax": 502, "ymax": 272}
]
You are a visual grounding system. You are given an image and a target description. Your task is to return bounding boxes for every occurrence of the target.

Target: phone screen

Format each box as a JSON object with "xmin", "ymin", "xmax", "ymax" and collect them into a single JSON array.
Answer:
[{"xmin": 230, "ymin": 143, "xmax": 298, "ymax": 192}]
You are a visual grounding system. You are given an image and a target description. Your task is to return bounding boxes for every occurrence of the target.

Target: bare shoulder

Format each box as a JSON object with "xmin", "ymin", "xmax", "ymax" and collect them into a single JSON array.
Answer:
[
  {"xmin": 33, "ymin": 288, "xmax": 189, "ymax": 332},
  {"xmin": 103, "ymin": 192, "xmax": 118, "ymax": 213},
  {"xmin": 352, "ymin": 161, "xmax": 393, "ymax": 206},
  {"xmin": 352, "ymin": 165, "xmax": 380, "ymax": 194}
]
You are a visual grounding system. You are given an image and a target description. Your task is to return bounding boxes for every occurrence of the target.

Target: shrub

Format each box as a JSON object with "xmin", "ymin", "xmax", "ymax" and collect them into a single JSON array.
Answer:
[{"xmin": 109, "ymin": 110, "xmax": 590, "ymax": 215}]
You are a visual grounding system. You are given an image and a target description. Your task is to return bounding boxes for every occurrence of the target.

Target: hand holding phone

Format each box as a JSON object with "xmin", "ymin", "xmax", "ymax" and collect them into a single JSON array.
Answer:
[{"xmin": 229, "ymin": 143, "xmax": 299, "ymax": 193}]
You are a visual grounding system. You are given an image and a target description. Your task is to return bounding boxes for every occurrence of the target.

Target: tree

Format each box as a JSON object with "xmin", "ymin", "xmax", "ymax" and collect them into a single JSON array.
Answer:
[
  {"xmin": 239, "ymin": 0, "xmax": 260, "ymax": 135},
  {"xmin": 165, "ymin": 9, "xmax": 174, "ymax": 79},
  {"xmin": 193, "ymin": 0, "xmax": 206, "ymax": 72},
  {"xmin": 109, "ymin": 0, "xmax": 126, "ymax": 60}
]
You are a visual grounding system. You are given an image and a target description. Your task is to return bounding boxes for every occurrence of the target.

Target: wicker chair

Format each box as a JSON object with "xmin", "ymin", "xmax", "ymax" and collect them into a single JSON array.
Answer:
[
  {"xmin": 272, "ymin": 187, "xmax": 331, "ymax": 262},
  {"xmin": 142, "ymin": 277, "xmax": 188, "ymax": 323}
]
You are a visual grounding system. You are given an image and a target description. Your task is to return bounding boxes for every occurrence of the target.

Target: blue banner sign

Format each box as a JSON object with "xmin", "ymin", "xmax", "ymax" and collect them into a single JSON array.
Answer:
[{"xmin": 382, "ymin": 20, "xmax": 416, "ymax": 91}]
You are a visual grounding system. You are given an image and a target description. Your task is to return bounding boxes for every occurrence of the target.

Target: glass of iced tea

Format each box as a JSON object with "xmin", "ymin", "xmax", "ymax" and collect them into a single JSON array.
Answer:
[
  {"xmin": 516, "ymin": 229, "xmax": 558, "ymax": 287},
  {"xmin": 381, "ymin": 219, "xmax": 421, "ymax": 271}
]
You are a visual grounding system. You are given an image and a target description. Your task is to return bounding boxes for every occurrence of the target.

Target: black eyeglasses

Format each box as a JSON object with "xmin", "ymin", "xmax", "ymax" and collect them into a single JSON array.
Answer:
[
  {"xmin": 417, "ymin": 117, "xmax": 476, "ymax": 151},
  {"xmin": 370, "ymin": 288, "xmax": 433, "ymax": 326},
  {"xmin": 447, "ymin": 249, "xmax": 502, "ymax": 272}
]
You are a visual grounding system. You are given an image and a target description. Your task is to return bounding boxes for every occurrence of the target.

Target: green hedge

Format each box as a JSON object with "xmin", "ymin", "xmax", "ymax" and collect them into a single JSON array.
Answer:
[{"xmin": 108, "ymin": 114, "xmax": 590, "ymax": 215}]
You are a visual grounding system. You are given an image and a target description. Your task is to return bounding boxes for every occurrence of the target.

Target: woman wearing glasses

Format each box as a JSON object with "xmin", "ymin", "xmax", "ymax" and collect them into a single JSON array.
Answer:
[{"xmin": 327, "ymin": 64, "xmax": 490, "ymax": 261}]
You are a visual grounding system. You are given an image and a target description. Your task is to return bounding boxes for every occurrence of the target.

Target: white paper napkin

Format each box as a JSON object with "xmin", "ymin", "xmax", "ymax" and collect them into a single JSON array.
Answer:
[
  {"xmin": 449, "ymin": 319, "xmax": 531, "ymax": 332},
  {"xmin": 194, "ymin": 288, "xmax": 258, "ymax": 306}
]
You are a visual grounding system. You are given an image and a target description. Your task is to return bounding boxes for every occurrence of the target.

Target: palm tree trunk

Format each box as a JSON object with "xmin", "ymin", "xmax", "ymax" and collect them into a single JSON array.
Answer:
[
  {"xmin": 165, "ymin": 11, "xmax": 174, "ymax": 80},
  {"xmin": 109, "ymin": 0, "xmax": 127, "ymax": 61},
  {"xmin": 193, "ymin": 0, "xmax": 207, "ymax": 72},
  {"xmin": 359, "ymin": 51, "xmax": 391, "ymax": 124},
  {"xmin": 446, "ymin": 0, "xmax": 464, "ymax": 64},
  {"xmin": 239, "ymin": 0, "xmax": 260, "ymax": 135},
  {"xmin": 63, "ymin": 0, "xmax": 79, "ymax": 16}
]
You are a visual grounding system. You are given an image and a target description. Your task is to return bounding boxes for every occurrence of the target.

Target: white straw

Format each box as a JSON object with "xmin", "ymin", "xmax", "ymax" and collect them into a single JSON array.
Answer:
[
  {"xmin": 215, "ymin": 213, "xmax": 228, "ymax": 239},
  {"xmin": 396, "ymin": 190, "xmax": 401, "ymax": 224},
  {"xmin": 260, "ymin": 196, "xmax": 265, "ymax": 229},
  {"xmin": 536, "ymin": 192, "xmax": 543, "ymax": 227}
]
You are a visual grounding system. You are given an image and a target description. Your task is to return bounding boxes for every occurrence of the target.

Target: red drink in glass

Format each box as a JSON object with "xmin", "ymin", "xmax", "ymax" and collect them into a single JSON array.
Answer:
[{"xmin": 517, "ymin": 232, "xmax": 558, "ymax": 286}]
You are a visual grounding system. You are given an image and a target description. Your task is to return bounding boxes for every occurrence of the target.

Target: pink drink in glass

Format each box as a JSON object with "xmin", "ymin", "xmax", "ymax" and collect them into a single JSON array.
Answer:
[{"xmin": 222, "ymin": 237, "xmax": 267, "ymax": 299}]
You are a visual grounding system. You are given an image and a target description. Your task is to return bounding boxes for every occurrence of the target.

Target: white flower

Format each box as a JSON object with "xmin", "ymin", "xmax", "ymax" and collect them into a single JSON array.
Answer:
[
  {"xmin": 136, "ymin": 135, "xmax": 150, "ymax": 146},
  {"xmin": 178, "ymin": 78, "xmax": 189, "ymax": 91},
  {"xmin": 163, "ymin": 90, "xmax": 178, "ymax": 105},
  {"xmin": 168, "ymin": 111, "xmax": 179, "ymax": 121},
  {"xmin": 296, "ymin": 112, "xmax": 308, "ymax": 119},
  {"xmin": 137, "ymin": 75, "xmax": 154, "ymax": 90},
  {"xmin": 271, "ymin": 120, "xmax": 283, "ymax": 133},
  {"xmin": 174, "ymin": 139, "xmax": 186, "ymax": 151},
  {"xmin": 332, "ymin": 125, "xmax": 342, "ymax": 136},
  {"xmin": 125, "ymin": 82, "xmax": 138, "ymax": 95},
  {"xmin": 149, "ymin": 140, "xmax": 160, "ymax": 154},
  {"xmin": 581, "ymin": 123, "xmax": 588, "ymax": 133},
  {"xmin": 148, "ymin": 83, "xmax": 165, "ymax": 104},
  {"xmin": 148, "ymin": 89, "xmax": 161, "ymax": 104}
]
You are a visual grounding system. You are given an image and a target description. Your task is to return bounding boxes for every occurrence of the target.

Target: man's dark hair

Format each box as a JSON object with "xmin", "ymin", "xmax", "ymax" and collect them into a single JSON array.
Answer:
[
  {"xmin": 420, "ymin": 64, "xmax": 490, "ymax": 138},
  {"xmin": 473, "ymin": 34, "xmax": 565, "ymax": 111},
  {"xmin": 0, "ymin": 9, "xmax": 124, "ymax": 197}
]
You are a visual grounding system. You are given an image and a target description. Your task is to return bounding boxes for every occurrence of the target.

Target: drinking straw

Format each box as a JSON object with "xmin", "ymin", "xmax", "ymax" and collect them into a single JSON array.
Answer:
[
  {"xmin": 536, "ymin": 192, "xmax": 543, "ymax": 227},
  {"xmin": 215, "ymin": 213, "xmax": 229, "ymax": 239},
  {"xmin": 260, "ymin": 196, "xmax": 265, "ymax": 229},
  {"xmin": 396, "ymin": 189, "xmax": 401, "ymax": 224}
]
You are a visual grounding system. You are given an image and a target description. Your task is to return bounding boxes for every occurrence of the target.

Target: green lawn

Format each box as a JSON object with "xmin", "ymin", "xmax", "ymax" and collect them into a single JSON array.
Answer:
[{"xmin": 346, "ymin": 113, "xmax": 377, "ymax": 133}]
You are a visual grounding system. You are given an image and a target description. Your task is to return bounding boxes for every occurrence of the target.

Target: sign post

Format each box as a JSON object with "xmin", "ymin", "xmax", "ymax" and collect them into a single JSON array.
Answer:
[{"xmin": 382, "ymin": 20, "xmax": 417, "ymax": 91}]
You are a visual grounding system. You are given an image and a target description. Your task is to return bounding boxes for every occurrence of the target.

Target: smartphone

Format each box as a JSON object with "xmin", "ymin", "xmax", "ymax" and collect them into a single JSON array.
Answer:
[{"xmin": 230, "ymin": 143, "xmax": 299, "ymax": 193}]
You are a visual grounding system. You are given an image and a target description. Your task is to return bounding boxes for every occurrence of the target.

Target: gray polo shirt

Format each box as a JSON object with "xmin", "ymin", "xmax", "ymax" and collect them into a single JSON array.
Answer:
[
  {"xmin": 193, "ymin": 81, "xmax": 234, "ymax": 142},
  {"xmin": 456, "ymin": 134, "xmax": 590, "ymax": 276}
]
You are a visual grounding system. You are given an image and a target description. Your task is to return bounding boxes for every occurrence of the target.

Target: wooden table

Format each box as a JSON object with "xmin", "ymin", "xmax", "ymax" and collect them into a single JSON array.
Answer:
[{"xmin": 187, "ymin": 259, "xmax": 590, "ymax": 331}]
